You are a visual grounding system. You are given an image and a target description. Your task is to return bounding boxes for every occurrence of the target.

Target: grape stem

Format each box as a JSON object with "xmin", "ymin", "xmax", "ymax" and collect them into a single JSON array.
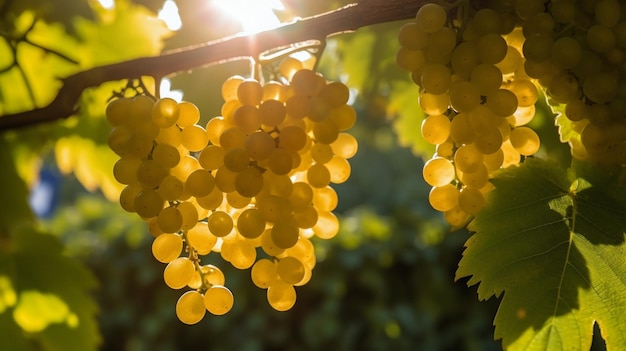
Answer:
[{"xmin": 0, "ymin": 0, "xmax": 429, "ymax": 131}]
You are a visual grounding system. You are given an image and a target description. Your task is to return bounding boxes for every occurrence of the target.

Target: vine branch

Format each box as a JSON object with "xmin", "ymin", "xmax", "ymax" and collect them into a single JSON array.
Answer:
[{"xmin": 0, "ymin": 0, "xmax": 427, "ymax": 131}]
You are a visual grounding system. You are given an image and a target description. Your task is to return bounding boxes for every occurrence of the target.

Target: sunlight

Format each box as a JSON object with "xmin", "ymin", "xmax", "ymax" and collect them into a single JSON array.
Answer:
[
  {"xmin": 213, "ymin": 0, "xmax": 284, "ymax": 33},
  {"xmin": 96, "ymin": 0, "xmax": 115, "ymax": 10},
  {"xmin": 160, "ymin": 78, "xmax": 184, "ymax": 102},
  {"xmin": 158, "ymin": 0, "xmax": 182, "ymax": 31}
]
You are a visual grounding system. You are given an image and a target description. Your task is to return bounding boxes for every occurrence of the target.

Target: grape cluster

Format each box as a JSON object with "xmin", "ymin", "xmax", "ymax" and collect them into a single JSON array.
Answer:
[
  {"xmin": 397, "ymin": 2, "xmax": 541, "ymax": 226},
  {"xmin": 105, "ymin": 58, "xmax": 357, "ymax": 323},
  {"xmin": 515, "ymin": 0, "xmax": 626, "ymax": 167}
]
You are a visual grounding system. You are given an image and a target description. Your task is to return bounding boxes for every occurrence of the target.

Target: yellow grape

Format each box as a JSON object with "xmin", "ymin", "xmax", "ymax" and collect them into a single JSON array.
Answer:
[
  {"xmin": 177, "ymin": 101, "xmax": 200, "ymax": 128},
  {"xmin": 163, "ymin": 257, "xmax": 195, "ymax": 289},
  {"xmin": 151, "ymin": 233, "xmax": 183, "ymax": 263},
  {"xmin": 267, "ymin": 280, "xmax": 296, "ymax": 311},
  {"xmin": 151, "ymin": 98, "xmax": 179, "ymax": 128},
  {"xmin": 204, "ymin": 285, "xmax": 234, "ymax": 315},
  {"xmin": 251, "ymin": 259, "xmax": 278, "ymax": 289},
  {"xmin": 207, "ymin": 211, "xmax": 234, "ymax": 237},
  {"xmin": 423, "ymin": 157, "xmax": 456, "ymax": 187},
  {"xmin": 186, "ymin": 222, "xmax": 217, "ymax": 255},
  {"xmin": 176, "ymin": 291, "xmax": 206, "ymax": 325}
]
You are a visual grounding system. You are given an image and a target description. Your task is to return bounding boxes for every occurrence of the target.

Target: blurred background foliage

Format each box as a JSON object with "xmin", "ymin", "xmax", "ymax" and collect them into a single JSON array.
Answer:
[{"xmin": 0, "ymin": 0, "xmax": 560, "ymax": 349}]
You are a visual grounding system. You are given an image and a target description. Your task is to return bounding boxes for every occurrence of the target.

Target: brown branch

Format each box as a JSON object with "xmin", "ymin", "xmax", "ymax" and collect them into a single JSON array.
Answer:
[{"xmin": 0, "ymin": 0, "xmax": 426, "ymax": 131}]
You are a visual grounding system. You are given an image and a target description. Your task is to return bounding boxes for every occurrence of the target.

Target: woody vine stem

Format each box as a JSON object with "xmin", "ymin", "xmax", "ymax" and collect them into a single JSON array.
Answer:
[{"xmin": 0, "ymin": 0, "xmax": 428, "ymax": 132}]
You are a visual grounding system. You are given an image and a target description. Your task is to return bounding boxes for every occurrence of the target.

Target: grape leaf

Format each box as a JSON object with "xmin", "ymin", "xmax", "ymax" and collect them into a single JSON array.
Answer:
[{"xmin": 456, "ymin": 158, "xmax": 626, "ymax": 350}]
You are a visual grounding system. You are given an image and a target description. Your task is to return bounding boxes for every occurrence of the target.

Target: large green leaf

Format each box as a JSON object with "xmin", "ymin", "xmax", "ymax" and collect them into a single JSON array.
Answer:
[{"xmin": 456, "ymin": 158, "xmax": 626, "ymax": 350}]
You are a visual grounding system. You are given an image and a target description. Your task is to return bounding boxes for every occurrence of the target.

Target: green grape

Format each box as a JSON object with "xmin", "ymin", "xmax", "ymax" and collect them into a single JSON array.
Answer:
[
  {"xmin": 550, "ymin": 37, "xmax": 582, "ymax": 69},
  {"xmin": 550, "ymin": 0, "xmax": 577, "ymax": 24},
  {"xmin": 595, "ymin": 0, "xmax": 621, "ymax": 27},
  {"xmin": 477, "ymin": 33, "xmax": 508, "ymax": 64},
  {"xmin": 223, "ymin": 148, "xmax": 250, "ymax": 172},
  {"xmin": 420, "ymin": 63, "xmax": 452, "ymax": 95},
  {"xmin": 486, "ymin": 88, "xmax": 518, "ymax": 117},
  {"xmin": 289, "ymin": 182, "xmax": 314, "ymax": 210},
  {"xmin": 307, "ymin": 163, "xmax": 331, "ymax": 188},
  {"xmin": 293, "ymin": 205, "xmax": 319, "ymax": 229},
  {"xmin": 427, "ymin": 27, "xmax": 457, "ymax": 60},
  {"xmin": 419, "ymin": 91, "xmax": 450, "ymax": 115},
  {"xmin": 583, "ymin": 73, "xmax": 618, "ymax": 104},
  {"xmin": 264, "ymin": 172, "xmax": 294, "ymax": 198},
  {"xmin": 454, "ymin": 144, "xmax": 484, "ymax": 173},
  {"xmin": 134, "ymin": 189, "xmax": 164, "ymax": 219},
  {"xmin": 185, "ymin": 169, "xmax": 215, "ymax": 197},
  {"xmin": 119, "ymin": 184, "xmax": 142, "ymax": 213},
  {"xmin": 522, "ymin": 12, "xmax": 555, "ymax": 37},
  {"xmin": 436, "ymin": 139, "xmax": 455, "ymax": 158},
  {"xmin": 151, "ymin": 233, "xmax": 183, "ymax": 263},
  {"xmin": 279, "ymin": 125, "xmax": 308, "ymax": 151},
  {"xmin": 261, "ymin": 228, "xmax": 286, "ymax": 256},
  {"xmin": 251, "ymin": 259, "xmax": 278, "ymax": 289},
  {"xmin": 474, "ymin": 127, "xmax": 503, "ymax": 154},
  {"xmin": 458, "ymin": 187, "xmax": 486, "ymax": 216},
  {"xmin": 163, "ymin": 257, "xmax": 195, "ymax": 289},
  {"xmin": 449, "ymin": 80, "xmax": 481, "ymax": 113},
  {"xmin": 586, "ymin": 24, "xmax": 616, "ymax": 53},
  {"xmin": 423, "ymin": 157, "xmax": 456, "ymax": 187},
  {"xmin": 177, "ymin": 201, "xmax": 199, "ymax": 231},
  {"xmin": 320, "ymin": 81, "xmax": 350, "ymax": 108},
  {"xmin": 508, "ymin": 79, "xmax": 539, "ymax": 107},
  {"xmin": 415, "ymin": 3, "xmax": 447, "ymax": 33},
  {"xmin": 156, "ymin": 125, "xmax": 182, "ymax": 147},
  {"xmin": 324, "ymin": 156, "xmax": 352, "ymax": 184},
  {"xmin": 291, "ymin": 69, "xmax": 324, "ymax": 97},
  {"xmin": 444, "ymin": 206, "xmax": 471, "ymax": 227},
  {"xmin": 152, "ymin": 143, "xmax": 181, "ymax": 169},
  {"xmin": 105, "ymin": 97, "xmax": 131, "ymax": 126},
  {"xmin": 128, "ymin": 95, "xmax": 155, "ymax": 130},
  {"xmin": 236, "ymin": 208, "xmax": 266, "ymax": 239},
  {"xmin": 267, "ymin": 279, "xmax": 297, "ymax": 312},
  {"xmin": 108, "ymin": 125, "xmax": 133, "ymax": 157},
  {"xmin": 198, "ymin": 145, "xmax": 225, "ymax": 171},
  {"xmin": 460, "ymin": 164, "xmax": 489, "ymax": 189},
  {"xmin": 126, "ymin": 133, "xmax": 155, "ymax": 160},
  {"xmin": 233, "ymin": 105, "xmax": 261, "ymax": 134},
  {"xmin": 310, "ymin": 142, "xmax": 334, "ymax": 164},
  {"xmin": 473, "ymin": 8, "xmax": 504, "ymax": 35},
  {"xmin": 312, "ymin": 210, "xmax": 339, "ymax": 239},
  {"xmin": 176, "ymin": 290, "xmax": 206, "ymax": 325},
  {"xmin": 158, "ymin": 206, "xmax": 183, "ymax": 233},
  {"xmin": 271, "ymin": 220, "xmax": 299, "ymax": 249},
  {"xmin": 509, "ymin": 105, "xmax": 536, "ymax": 127},
  {"xmin": 238, "ymin": 79, "xmax": 263, "ymax": 106},
  {"xmin": 523, "ymin": 34, "xmax": 553, "ymax": 61},
  {"xmin": 113, "ymin": 157, "xmax": 141, "ymax": 185},
  {"xmin": 214, "ymin": 166, "xmax": 237, "ymax": 193},
  {"xmin": 510, "ymin": 126, "xmax": 541, "ymax": 155},
  {"xmin": 451, "ymin": 41, "xmax": 480, "ymax": 77},
  {"xmin": 245, "ymin": 131, "xmax": 275, "ymax": 161},
  {"xmin": 222, "ymin": 75, "xmax": 244, "ymax": 101},
  {"xmin": 196, "ymin": 187, "xmax": 224, "ymax": 211},
  {"xmin": 276, "ymin": 256, "xmax": 305, "ymax": 285},
  {"xmin": 186, "ymin": 223, "xmax": 217, "ymax": 255},
  {"xmin": 470, "ymin": 63, "xmax": 503, "ymax": 96},
  {"xmin": 176, "ymin": 101, "xmax": 200, "ymax": 128},
  {"xmin": 396, "ymin": 47, "xmax": 426, "ymax": 72},
  {"xmin": 207, "ymin": 210, "xmax": 234, "ymax": 237},
  {"xmin": 235, "ymin": 166, "xmax": 264, "ymax": 197},
  {"xmin": 495, "ymin": 46, "xmax": 523, "ymax": 75},
  {"xmin": 450, "ymin": 112, "xmax": 475, "ymax": 145},
  {"xmin": 546, "ymin": 72, "xmax": 580, "ymax": 104},
  {"xmin": 157, "ymin": 175, "xmax": 184, "ymax": 201},
  {"xmin": 259, "ymin": 99, "xmax": 286, "ymax": 127},
  {"xmin": 206, "ymin": 117, "xmax": 226, "ymax": 146},
  {"xmin": 331, "ymin": 133, "xmax": 358, "ymax": 159},
  {"xmin": 312, "ymin": 119, "xmax": 338, "ymax": 144},
  {"xmin": 564, "ymin": 99, "xmax": 588, "ymax": 122},
  {"xmin": 428, "ymin": 184, "xmax": 459, "ymax": 212},
  {"xmin": 204, "ymin": 285, "xmax": 234, "ymax": 315},
  {"xmin": 515, "ymin": 0, "xmax": 546, "ymax": 20},
  {"xmin": 278, "ymin": 57, "xmax": 304, "ymax": 81},
  {"xmin": 222, "ymin": 238, "xmax": 256, "ymax": 269},
  {"xmin": 263, "ymin": 81, "xmax": 287, "ymax": 101},
  {"xmin": 181, "ymin": 125, "xmax": 209, "ymax": 152},
  {"xmin": 267, "ymin": 148, "xmax": 294, "ymax": 175},
  {"xmin": 226, "ymin": 191, "xmax": 251, "ymax": 209},
  {"xmin": 398, "ymin": 22, "xmax": 429, "ymax": 50},
  {"xmin": 483, "ymin": 148, "xmax": 504, "ymax": 173},
  {"xmin": 151, "ymin": 98, "xmax": 179, "ymax": 128},
  {"xmin": 328, "ymin": 105, "xmax": 357, "ymax": 131},
  {"xmin": 313, "ymin": 186, "xmax": 338, "ymax": 212},
  {"xmin": 285, "ymin": 95, "xmax": 312, "ymax": 119}
]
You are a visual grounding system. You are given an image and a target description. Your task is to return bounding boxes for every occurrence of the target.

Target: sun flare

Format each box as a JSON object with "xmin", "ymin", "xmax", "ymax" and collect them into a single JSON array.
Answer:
[{"xmin": 213, "ymin": 0, "xmax": 284, "ymax": 33}]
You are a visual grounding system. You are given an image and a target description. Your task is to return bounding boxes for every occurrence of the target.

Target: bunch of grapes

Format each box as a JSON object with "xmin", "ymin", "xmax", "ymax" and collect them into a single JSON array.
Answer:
[
  {"xmin": 515, "ymin": 0, "xmax": 626, "ymax": 167},
  {"xmin": 397, "ymin": 2, "xmax": 541, "ymax": 226},
  {"xmin": 105, "ymin": 58, "xmax": 357, "ymax": 324}
]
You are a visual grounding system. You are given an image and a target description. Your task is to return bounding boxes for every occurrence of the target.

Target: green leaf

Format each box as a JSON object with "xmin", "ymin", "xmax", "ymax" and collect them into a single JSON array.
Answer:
[{"xmin": 456, "ymin": 158, "xmax": 626, "ymax": 350}]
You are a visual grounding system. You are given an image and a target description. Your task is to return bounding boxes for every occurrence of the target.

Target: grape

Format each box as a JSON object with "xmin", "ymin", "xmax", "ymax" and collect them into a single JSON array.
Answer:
[
  {"xmin": 331, "ymin": 133, "xmax": 358, "ymax": 159},
  {"xmin": 428, "ymin": 184, "xmax": 459, "ymax": 212},
  {"xmin": 237, "ymin": 79, "xmax": 263, "ymax": 106},
  {"xmin": 449, "ymin": 80, "xmax": 481, "ymax": 113},
  {"xmin": 214, "ymin": 166, "xmax": 237, "ymax": 193},
  {"xmin": 151, "ymin": 98, "xmax": 179, "ymax": 128},
  {"xmin": 152, "ymin": 143, "xmax": 181, "ymax": 169},
  {"xmin": 396, "ymin": 47, "xmax": 426, "ymax": 71},
  {"xmin": 158, "ymin": 175, "xmax": 184, "ymax": 201},
  {"xmin": 586, "ymin": 25, "xmax": 615, "ymax": 53},
  {"xmin": 113, "ymin": 157, "xmax": 141, "ymax": 185},
  {"xmin": 293, "ymin": 206, "xmax": 319, "ymax": 229},
  {"xmin": 186, "ymin": 222, "xmax": 217, "ymax": 254},
  {"xmin": 176, "ymin": 291, "xmax": 206, "ymax": 325},
  {"xmin": 550, "ymin": 37, "xmax": 582, "ymax": 69},
  {"xmin": 419, "ymin": 91, "xmax": 450, "ymax": 115},
  {"xmin": 163, "ymin": 257, "xmax": 195, "ymax": 289},
  {"xmin": 177, "ymin": 101, "xmax": 200, "ymax": 128},
  {"xmin": 458, "ymin": 187, "xmax": 486, "ymax": 216},
  {"xmin": 486, "ymin": 89, "xmax": 518, "ymax": 117},
  {"xmin": 474, "ymin": 128, "xmax": 503, "ymax": 155},
  {"xmin": 178, "ymin": 201, "xmax": 199, "ymax": 231},
  {"xmin": 235, "ymin": 166, "xmax": 264, "ymax": 197},
  {"xmin": 470, "ymin": 64, "xmax": 503, "ymax": 96},
  {"xmin": 185, "ymin": 169, "xmax": 215, "ymax": 197},
  {"xmin": 237, "ymin": 208, "xmax": 266, "ymax": 239},
  {"xmin": 291, "ymin": 69, "xmax": 324, "ymax": 97},
  {"xmin": 277, "ymin": 256, "xmax": 306, "ymax": 285},
  {"xmin": 226, "ymin": 191, "xmax": 251, "ymax": 209},
  {"xmin": 245, "ymin": 131, "xmax": 275, "ymax": 160},
  {"xmin": 477, "ymin": 34, "xmax": 508, "ymax": 64},
  {"xmin": 460, "ymin": 164, "xmax": 489, "ymax": 189},
  {"xmin": 420, "ymin": 63, "xmax": 452, "ymax": 94},
  {"xmin": 222, "ymin": 75, "xmax": 244, "ymax": 101},
  {"xmin": 251, "ymin": 259, "xmax": 278, "ymax": 289},
  {"xmin": 267, "ymin": 148, "xmax": 294, "ymax": 175},
  {"xmin": 261, "ymin": 228, "xmax": 286, "ymax": 256},
  {"xmin": 451, "ymin": 42, "xmax": 480, "ymax": 77},
  {"xmin": 181, "ymin": 125, "xmax": 209, "ymax": 152},
  {"xmin": 398, "ymin": 22, "xmax": 429, "ymax": 50},
  {"xmin": 188, "ymin": 264, "xmax": 225, "ymax": 289},
  {"xmin": 151, "ymin": 233, "xmax": 183, "ymax": 263},
  {"xmin": 208, "ymin": 210, "xmax": 234, "ymax": 237},
  {"xmin": 134, "ymin": 189, "xmax": 164, "ymax": 219},
  {"xmin": 259, "ymin": 99, "xmax": 286, "ymax": 127},
  {"xmin": 267, "ymin": 280, "xmax": 297, "ymax": 311},
  {"xmin": 158, "ymin": 206, "xmax": 183, "ymax": 233},
  {"xmin": 450, "ymin": 112, "xmax": 475, "ymax": 145},
  {"xmin": 271, "ymin": 220, "xmax": 299, "ymax": 249},
  {"xmin": 204, "ymin": 285, "xmax": 234, "ymax": 315},
  {"xmin": 279, "ymin": 125, "xmax": 308, "ymax": 151},
  {"xmin": 510, "ymin": 126, "xmax": 541, "ymax": 155},
  {"xmin": 198, "ymin": 145, "xmax": 225, "ymax": 171},
  {"xmin": 312, "ymin": 211, "xmax": 339, "ymax": 239},
  {"xmin": 415, "ymin": 3, "xmax": 447, "ymax": 33},
  {"xmin": 119, "ymin": 184, "xmax": 141, "ymax": 213},
  {"xmin": 328, "ymin": 105, "xmax": 357, "ymax": 131},
  {"xmin": 423, "ymin": 157, "xmax": 456, "ymax": 187},
  {"xmin": 105, "ymin": 97, "xmax": 131, "ymax": 126},
  {"xmin": 321, "ymin": 81, "xmax": 350, "ymax": 108},
  {"xmin": 454, "ymin": 144, "xmax": 484, "ymax": 173},
  {"xmin": 307, "ymin": 163, "xmax": 331, "ymax": 188}
]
